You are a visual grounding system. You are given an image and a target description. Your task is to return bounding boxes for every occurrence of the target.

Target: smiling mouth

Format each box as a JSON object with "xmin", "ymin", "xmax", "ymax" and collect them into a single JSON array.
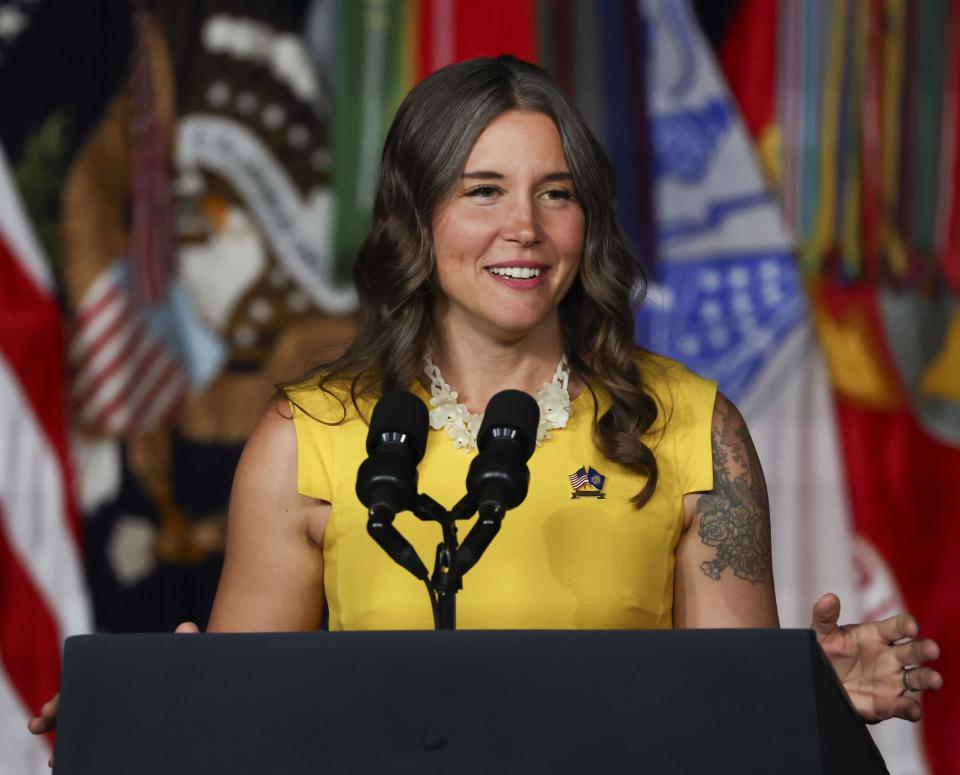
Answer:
[{"xmin": 486, "ymin": 266, "xmax": 544, "ymax": 279}]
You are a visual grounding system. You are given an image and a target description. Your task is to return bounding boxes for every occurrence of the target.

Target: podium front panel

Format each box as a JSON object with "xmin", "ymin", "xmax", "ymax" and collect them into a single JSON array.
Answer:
[{"xmin": 54, "ymin": 629, "xmax": 886, "ymax": 774}]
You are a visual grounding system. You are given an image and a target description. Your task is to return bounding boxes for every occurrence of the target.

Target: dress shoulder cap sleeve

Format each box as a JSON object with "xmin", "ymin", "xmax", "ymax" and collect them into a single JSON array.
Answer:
[
  {"xmin": 639, "ymin": 353, "xmax": 717, "ymax": 496},
  {"xmin": 285, "ymin": 380, "xmax": 358, "ymax": 502}
]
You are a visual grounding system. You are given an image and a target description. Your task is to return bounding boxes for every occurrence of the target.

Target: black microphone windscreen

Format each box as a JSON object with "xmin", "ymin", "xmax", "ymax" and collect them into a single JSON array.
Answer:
[
  {"xmin": 367, "ymin": 391, "xmax": 429, "ymax": 460},
  {"xmin": 477, "ymin": 389, "xmax": 539, "ymax": 459}
]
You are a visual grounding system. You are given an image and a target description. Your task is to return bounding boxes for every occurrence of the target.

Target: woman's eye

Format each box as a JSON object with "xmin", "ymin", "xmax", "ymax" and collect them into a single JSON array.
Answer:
[
  {"xmin": 542, "ymin": 188, "xmax": 575, "ymax": 201},
  {"xmin": 465, "ymin": 185, "xmax": 501, "ymax": 198}
]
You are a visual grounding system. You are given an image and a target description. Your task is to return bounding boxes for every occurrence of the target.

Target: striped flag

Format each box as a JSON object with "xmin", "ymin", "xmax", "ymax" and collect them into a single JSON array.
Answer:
[
  {"xmin": 568, "ymin": 466, "xmax": 589, "ymax": 489},
  {"xmin": 0, "ymin": 147, "xmax": 91, "ymax": 772},
  {"xmin": 69, "ymin": 265, "xmax": 187, "ymax": 435}
]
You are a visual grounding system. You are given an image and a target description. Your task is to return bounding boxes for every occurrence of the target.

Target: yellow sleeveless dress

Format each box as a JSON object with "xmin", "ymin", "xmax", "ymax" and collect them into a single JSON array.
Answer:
[{"xmin": 287, "ymin": 354, "xmax": 716, "ymax": 630}]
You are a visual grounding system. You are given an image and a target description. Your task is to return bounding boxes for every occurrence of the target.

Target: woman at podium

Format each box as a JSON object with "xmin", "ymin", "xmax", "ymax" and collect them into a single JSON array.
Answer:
[{"xmin": 31, "ymin": 56, "xmax": 941, "ymax": 740}]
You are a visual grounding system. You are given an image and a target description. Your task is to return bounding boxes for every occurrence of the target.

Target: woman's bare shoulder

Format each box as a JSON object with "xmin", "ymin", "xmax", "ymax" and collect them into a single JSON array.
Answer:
[
  {"xmin": 232, "ymin": 397, "xmax": 326, "ymax": 523},
  {"xmin": 209, "ymin": 398, "xmax": 328, "ymax": 632},
  {"xmin": 246, "ymin": 396, "xmax": 297, "ymax": 451}
]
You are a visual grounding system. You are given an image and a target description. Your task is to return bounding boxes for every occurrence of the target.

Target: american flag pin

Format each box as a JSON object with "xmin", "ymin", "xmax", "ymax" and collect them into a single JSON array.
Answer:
[{"xmin": 569, "ymin": 466, "xmax": 606, "ymax": 500}]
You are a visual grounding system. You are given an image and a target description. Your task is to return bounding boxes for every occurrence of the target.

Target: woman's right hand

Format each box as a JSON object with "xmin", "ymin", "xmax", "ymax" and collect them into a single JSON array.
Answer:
[
  {"xmin": 27, "ymin": 694, "xmax": 59, "ymax": 736},
  {"xmin": 27, "ymin": 622, "xmax": 201, "ymax": 766}
]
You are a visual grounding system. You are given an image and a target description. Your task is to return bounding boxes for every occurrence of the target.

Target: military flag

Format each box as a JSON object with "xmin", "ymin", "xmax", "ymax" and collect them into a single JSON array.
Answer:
[{"xmin": 634, "ymin": 1, "xmax": 929, "ymax": 769}]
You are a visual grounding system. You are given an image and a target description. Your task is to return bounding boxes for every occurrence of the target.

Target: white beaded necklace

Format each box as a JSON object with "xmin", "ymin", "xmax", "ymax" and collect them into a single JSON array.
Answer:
[{"xmin": 423, "ymin": 351, "xmax": 572, "ymax": 452}]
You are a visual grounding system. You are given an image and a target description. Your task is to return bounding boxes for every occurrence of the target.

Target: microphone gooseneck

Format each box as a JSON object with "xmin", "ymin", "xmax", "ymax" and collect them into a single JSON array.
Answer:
[{"xmin": 356, "ymin": 391, "xmax": 430, "ymax": 581}]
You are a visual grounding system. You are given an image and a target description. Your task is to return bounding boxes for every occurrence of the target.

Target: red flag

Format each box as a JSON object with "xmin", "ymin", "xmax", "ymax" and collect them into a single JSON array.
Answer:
[
  {"xmin": 416, "ymin": 0, "xmax": 537, "ymax": 80},
  {"xmin": 828, "ymin": 287, "xmax": 960, "ymax": 774},
  {"xmin": 719, "ymin": 0, "xmax": 777, "ymax": 142},
  {"xmin": 0, "ymin": 150, "xmax": 91, "ymax": 769}
]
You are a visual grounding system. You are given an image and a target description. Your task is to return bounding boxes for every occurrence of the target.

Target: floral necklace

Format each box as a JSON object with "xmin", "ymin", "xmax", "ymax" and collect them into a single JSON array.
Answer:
[{"xmin": 423, "ymin": 351, "xmax": 572, "ymax": 452}]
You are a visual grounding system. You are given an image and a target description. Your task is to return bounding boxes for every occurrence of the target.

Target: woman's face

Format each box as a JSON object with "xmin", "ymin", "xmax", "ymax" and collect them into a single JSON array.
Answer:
[{"xmin": 431, "ymin": 109, "xmax": 585, "ymax": 340}]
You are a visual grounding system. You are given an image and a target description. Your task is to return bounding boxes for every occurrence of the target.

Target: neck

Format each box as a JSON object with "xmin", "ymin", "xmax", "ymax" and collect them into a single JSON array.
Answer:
[{"xmin": 428, "ymin": 307, "xmax": 565, "ymax": 414}]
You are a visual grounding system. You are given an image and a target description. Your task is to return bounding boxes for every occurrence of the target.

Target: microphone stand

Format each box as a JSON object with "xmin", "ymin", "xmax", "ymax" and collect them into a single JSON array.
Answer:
[
  {"xmin": 409, "ymin": 494, "xmax": 478, "ymax": 630},
  {"xmin": 433, "ymin": 539, "xmax": 457, "ymax": 630},
  {"xmin": 368, "ymin": 481, "xmax": 521, "ymax": 630}
]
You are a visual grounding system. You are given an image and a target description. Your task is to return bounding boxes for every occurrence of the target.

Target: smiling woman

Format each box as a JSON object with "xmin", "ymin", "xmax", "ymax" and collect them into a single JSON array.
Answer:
[
  {"xmin": 431, "ymin": 110, "xmax": 584, "ymax": 391},
  {"xmin": 29, "ymin": 56, "xmax": 944, "ymax": 743}
]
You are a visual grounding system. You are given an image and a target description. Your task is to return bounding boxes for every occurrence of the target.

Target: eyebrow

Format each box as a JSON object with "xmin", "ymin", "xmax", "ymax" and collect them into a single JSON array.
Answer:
[{"xmin": 461, "ymin": 170, "xmax": 573, "ymax": 182}]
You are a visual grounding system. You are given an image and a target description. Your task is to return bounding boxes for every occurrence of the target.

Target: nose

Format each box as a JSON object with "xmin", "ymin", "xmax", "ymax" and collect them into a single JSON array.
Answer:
[{"xmin": 502, "ymin": 196, "xmax": 540, "ymax": 246}]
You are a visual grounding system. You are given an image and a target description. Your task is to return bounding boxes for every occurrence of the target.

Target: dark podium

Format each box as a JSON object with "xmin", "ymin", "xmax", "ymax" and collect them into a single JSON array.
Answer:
[{"xmin": 54, "ymin": 629, "xmax": 887, "ymax": 774}]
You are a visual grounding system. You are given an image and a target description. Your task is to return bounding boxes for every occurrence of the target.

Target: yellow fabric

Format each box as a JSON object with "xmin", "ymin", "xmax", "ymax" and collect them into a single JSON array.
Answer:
[{"xmin": 288, "ymin": 354, "xmax": 716, "ymax": 631}]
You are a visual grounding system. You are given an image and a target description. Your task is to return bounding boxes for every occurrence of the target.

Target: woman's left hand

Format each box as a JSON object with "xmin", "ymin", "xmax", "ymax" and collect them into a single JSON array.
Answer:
[{"xmin": 812, "ymin": 593, "xmax": 943, "ymax": 723}]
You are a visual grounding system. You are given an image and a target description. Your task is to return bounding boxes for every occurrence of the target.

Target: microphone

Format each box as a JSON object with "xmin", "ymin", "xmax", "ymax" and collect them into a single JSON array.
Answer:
[
  {"xmin": 453, "ymin": 389, "xmax": 539, "ymax": 576},
  {"xmin": 356, "ymin": 391, "xmax": 430, "ymax": 580}
]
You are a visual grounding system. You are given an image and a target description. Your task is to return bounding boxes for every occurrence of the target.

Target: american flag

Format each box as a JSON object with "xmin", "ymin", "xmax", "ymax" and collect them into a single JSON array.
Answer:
[
  {"xmin": 0, "ymin": 148, "xmax": 92, "ymax": 772},
  {"xmin": 69, "ymin": 268, "xmax": 187, "ymax": 434},
  {"xmin": 568, "ymin": 466, "xmax": 589, "ymax": 489},
  {"xmin": 67, "ymin": 0, "xmax": 186, "ymax": 435}
]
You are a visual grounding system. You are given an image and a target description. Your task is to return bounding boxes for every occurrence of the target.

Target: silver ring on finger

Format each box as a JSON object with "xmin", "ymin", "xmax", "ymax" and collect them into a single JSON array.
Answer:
[{"xmin": 902, "ymin": 666, "xmax": 918, "ymax": 693}]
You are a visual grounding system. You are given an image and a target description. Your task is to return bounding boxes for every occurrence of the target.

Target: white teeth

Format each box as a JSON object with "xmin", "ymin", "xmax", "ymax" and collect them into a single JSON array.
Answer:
[{"xmin": 488, "ymin": 267, "xmax": 542, "ymax": 279}]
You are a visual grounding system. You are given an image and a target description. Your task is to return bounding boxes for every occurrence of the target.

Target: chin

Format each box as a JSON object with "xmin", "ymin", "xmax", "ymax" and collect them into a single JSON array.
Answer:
[{"xmin": 485, "ymin": 311, "xmax": 552, "ymax": 339}]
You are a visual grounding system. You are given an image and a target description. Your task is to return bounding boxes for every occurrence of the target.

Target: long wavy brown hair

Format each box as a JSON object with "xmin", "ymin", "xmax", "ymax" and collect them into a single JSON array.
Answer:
[{"xmin": 286, "ymin": 56, "xmax": 661, "ymax": 507}]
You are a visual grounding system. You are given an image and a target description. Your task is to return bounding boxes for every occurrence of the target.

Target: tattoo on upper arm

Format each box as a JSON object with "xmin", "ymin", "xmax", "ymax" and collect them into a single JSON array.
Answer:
[{"xmin": 695, "ymin": 395, "xmax": 772, "ymax": 584}]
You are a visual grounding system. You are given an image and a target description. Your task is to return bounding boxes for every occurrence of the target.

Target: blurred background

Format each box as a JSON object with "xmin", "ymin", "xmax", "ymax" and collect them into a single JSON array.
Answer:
[{"xmin": 0, "ymin": 0, "xmax": 957, "ymax": 772}]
